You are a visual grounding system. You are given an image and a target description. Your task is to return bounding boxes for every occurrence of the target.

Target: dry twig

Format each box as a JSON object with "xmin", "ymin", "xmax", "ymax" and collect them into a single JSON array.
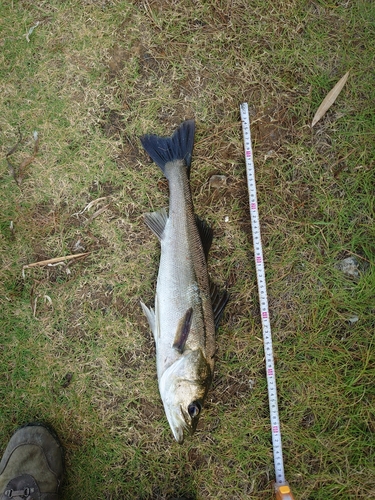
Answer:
[{"xmin": 22, "ymin": 252, "xmax": 90, "ymax": 275}]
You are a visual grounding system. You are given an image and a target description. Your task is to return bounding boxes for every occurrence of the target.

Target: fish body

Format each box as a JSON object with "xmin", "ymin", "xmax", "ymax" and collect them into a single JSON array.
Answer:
[{"xmin": 140, "ymin": 120, "xmax": 228, "ymax": 443}]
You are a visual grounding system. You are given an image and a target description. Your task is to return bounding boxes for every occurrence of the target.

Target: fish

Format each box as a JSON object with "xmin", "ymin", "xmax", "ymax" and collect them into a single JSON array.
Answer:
[{"xmin": 140, "ymin": 120, "xmax": 228, "ymax": 444}]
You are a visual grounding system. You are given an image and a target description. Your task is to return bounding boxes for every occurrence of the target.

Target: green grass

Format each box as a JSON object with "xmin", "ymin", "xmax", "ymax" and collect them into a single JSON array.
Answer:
[{"xmin": 1, "ymin": 0, "xmax": 375, "ymax": 498}]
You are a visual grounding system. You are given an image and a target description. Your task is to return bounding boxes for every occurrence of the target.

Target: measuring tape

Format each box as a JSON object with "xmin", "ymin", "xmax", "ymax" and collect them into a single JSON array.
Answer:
[{"xmin": 240, "ymin": 103, "xmax": 295, "ymax": 500}]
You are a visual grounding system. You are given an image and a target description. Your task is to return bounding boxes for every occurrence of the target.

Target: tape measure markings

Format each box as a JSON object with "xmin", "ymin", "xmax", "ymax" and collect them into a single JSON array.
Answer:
[{"xmin": 240, "ymin": 102, "xmax": 285, "ymax": 485}]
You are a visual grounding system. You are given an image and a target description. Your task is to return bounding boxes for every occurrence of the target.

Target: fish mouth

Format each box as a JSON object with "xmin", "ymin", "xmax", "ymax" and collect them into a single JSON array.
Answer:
[
  {"xmin": 167, "ymin": 405, "xmax": 194, "ymax": 444},
  {"xmin": 171, "ymin": 425, "xmax": 185, "ymax": 444}
]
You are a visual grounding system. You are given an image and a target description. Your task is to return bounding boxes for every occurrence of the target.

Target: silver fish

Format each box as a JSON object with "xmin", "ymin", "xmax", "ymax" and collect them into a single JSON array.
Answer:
[{"xmin": 140, "ymin": 120, "xmax": 228, "ymax": 443}]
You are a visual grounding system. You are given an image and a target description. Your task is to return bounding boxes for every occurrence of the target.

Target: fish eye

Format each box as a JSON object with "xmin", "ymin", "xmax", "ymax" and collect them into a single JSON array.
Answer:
[{"xmin": 188, "ymin": 401, "xmax": 202, "ymax": 418}]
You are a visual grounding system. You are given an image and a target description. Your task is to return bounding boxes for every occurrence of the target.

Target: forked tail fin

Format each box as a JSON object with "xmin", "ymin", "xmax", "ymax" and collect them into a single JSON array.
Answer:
[{"xmin": 140, "ymin": 120, "xmax": 195, "ymax": 178}]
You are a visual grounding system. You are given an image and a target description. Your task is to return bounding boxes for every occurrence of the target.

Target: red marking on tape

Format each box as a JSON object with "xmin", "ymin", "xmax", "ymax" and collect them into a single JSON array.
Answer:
[{"xmin": 246, "ymin": 150, "xmax": 252, "ymax": 158}]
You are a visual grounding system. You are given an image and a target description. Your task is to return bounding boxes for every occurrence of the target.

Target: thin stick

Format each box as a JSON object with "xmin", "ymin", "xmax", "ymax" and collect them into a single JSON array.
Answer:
[
  {"xmin": 23, "ymin": 252, "xmax": 90, "ymax": 269},
  {"xmin": 83, "ymin": 204, "xmax": 110, "ymax": 226}
]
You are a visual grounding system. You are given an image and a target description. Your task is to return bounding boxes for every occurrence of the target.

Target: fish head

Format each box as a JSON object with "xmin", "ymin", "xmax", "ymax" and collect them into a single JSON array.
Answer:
[{"xmin": 159, "ymin": 349, "xmax": 212, "ymax": 444}]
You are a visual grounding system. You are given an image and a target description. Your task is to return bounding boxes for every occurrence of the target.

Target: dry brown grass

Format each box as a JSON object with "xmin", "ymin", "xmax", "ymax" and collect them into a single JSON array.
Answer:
[{"xmin": 1, "ymin": 0, "xmax": 375, "ymax": 498}]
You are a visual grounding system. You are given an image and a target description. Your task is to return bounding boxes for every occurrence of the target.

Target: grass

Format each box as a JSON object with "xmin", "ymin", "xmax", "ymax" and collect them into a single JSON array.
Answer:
[{"xmin": 1, "ymin": 0, "xmax": 375, "ymax": 498}]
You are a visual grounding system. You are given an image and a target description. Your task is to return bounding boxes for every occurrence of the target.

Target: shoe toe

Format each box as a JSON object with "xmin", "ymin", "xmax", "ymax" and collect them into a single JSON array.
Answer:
[{"xmin": 0, "ymin": 424, "xmax": 63, "ymax": 499}]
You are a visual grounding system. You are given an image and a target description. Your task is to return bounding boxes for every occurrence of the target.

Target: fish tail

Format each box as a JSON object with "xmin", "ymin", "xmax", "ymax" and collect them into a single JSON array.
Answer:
[{"xmin": 140, "ymin": 120, "xmax": 195, "ymax": 178}]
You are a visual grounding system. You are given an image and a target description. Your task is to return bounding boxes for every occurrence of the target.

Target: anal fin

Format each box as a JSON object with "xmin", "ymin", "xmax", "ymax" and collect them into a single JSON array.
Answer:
[{"xmin": 144, "ymin": 208, "xmax": 168, "ymax": 240}]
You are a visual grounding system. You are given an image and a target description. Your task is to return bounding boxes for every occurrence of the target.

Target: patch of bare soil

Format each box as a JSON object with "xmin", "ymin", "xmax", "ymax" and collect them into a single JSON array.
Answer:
[
  {"xmin": 26, "ymin": 200, "xmax": 59, "ymax": 238},
  {"xmin": 100, "ymin": 109, "xmax": 125, "ymax": 138},
  {"xmin": 128, "ymin": 397, "xmax": 164, "ymax": 421},
  {"xmin": 252, "ymin": 102, "xmax": 297, "ymax": 154},
  {"xmin": 107, "ymin": 44, "xmax": 131, "ymax": 78},
  {"xmin": 213, "ymin": 370, "xmax": 255, "ymax": 406},
  {"xmin": 115, "ymin": 137, "xmax": 141, "ymax": 171}
]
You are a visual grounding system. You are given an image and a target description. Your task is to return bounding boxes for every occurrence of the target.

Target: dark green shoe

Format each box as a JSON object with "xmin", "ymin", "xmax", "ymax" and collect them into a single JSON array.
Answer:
[{"xmin": 0, "ymin": 424, "xmax": 63, "ymax": 500}]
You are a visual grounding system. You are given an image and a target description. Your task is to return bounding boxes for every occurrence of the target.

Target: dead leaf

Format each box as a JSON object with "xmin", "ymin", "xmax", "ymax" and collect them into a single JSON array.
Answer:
[
  {"xmin": 311, "ymin": 71, "xmax": 350, "ymax": 127},
  {"xmin": 17, "ymin": 132, "xmax": 39, "ymax": 184},
  {"xmin": 6, "ymin": 130, "xmax": 39, "ymax": 186},
  {"xmin": 6, "ymin": 128, "xmax": 22, "ymax": 183}
]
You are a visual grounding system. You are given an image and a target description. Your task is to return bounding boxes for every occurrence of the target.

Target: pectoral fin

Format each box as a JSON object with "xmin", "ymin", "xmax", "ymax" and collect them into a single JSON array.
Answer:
[
  {"xmin": 172, "ymin": 308, "xmax": 193, "ymax": 353},
  {"xmin": 144, "ymin": 208, "xmax": 168, "ymax": 240}
]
